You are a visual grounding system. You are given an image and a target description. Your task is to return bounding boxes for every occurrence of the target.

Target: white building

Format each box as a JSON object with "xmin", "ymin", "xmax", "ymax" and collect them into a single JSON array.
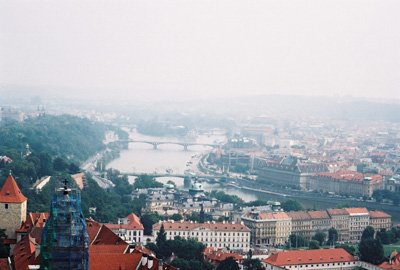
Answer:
[
  {"xmin": 106, "ymin": 213, "xmax": 144, "ymax": 244},
  {"xmin": 263, "ymin": 248, "xmax": 359, "ymax": 270},
  {"xmin": 153, "ymin": 220, "xmax": 251, "ymax": 252},
  {"xmin": 346, "ymin": 208, "xmax": 370, "ymax": 242}
]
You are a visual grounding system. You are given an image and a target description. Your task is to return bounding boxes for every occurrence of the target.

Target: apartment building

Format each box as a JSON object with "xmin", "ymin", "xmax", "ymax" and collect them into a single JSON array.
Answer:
[
  {"xmin": 327, "ymin": 208, "xmax": 349, "ymax": 242},
  {"xmin": 310, "ymin": 170, "xmax": 384, "ymax": 197},
  {"xmin": 241, "ymin": 211, "xmax": 291, "ymax": 246},
  {"xmin": 241, "ymin": 208, "xmax": 391, "ymax": 246},
  {"xmin": 369, "ymin": 211, "xmax": 392, "ymax": 232},
  {"xmin": 307, "ymin": 210, "xmax": 331, "ymax": 236},
  {"xmin": 346, "ymin": 208, "xmax": 370, "ymax": 242},
  {"xmin": 287, "ymin": 211, "xmax": 312, "ymax": 241},
  {"xmin": 258, "ymin": 156, "xmax": 328, "ymax": 190},
  {"xmin": 153, "ymin": 220, "xmax": 251, "ymax": 252}
]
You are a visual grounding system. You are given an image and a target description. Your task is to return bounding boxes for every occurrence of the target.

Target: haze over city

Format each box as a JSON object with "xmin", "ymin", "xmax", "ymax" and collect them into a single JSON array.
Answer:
[{"xmin": 1, "ymin": 0, "xmax": 399, "ymax": 102}]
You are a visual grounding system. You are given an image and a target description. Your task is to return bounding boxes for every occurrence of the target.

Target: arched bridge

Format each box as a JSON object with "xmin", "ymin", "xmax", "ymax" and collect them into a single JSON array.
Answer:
[
  {"xmin": 120, "ymin": 139, "xmax": 222, "ymax": 150},
  {"xmin": 123, "ymin": 172, "xmax": 226, "ymax": 179}
]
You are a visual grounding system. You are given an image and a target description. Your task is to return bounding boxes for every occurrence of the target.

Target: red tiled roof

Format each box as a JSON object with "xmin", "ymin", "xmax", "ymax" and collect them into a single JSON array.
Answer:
[
  {"xmin": 134, "ymin": 245, "xmax": 155, "ymax": 256},
  {"xmin": 17, "ymin": 213, "xmax": 49, "ymax": 233},
  {"xmin": 86, "ymin": 219, "xmax": 103, "ymax": 243},
  {"xmin": 263, "ymin": 248, "xmax": 356, "ymax": 266},
  {"xmin": 242, "ymin": 212, "xmax": 290, "ymax": 221},
  {"xmin": 153, "ymin": 221, "xmax": 250, "ymax": 232},
  {"xmin": 89, "ymin": 244, "xmax": 128, "ymax": 254},
  {"xmin": 13, "ymin": 235, "xmax": 37, "ymax": 270},
  {"xmin": 327, "ymin": 208, "xmax": 348, "ymax": 216},
  {"xmin": 313, "ymin": 170, "xmax": 382, "ymax": 183},
  {"xmin": 369, "ymin": 211, "xmax": 391, "ymax": 218},
  {"xmin": 0, "ymin": 258, "xmax": 9, "ymax": 269},
  {"xmin": 91, "ymin": 225, "xmax": 128, "ymax": 246},
  {"xmin": 106, "ymin": 213, "xmax": 144, "ymax": 231},
  {"xmin": 89, "ymin": 251, "xmax": 142, "ymax": 270},
  {"xmin": 287, "ymin": 211, "xmax": 312, "ymax": 221},
  {"xmin": 345, "ymin": 207, "xmax": 368, "ymax": 214},
  {"xmin": 379, "ymin": 251, "xmax": 400, "ymax": 269},
  {"xmin": 0, "ymin": 174, "xmax": 27, "ymax": 203},
  {"xmin": 307, "ymin": 210, "xmax": 329, "ymax": 219},
  {"xmin": 125, "ymin": 213, "xmax": 144, "ymax": 230},
  {"xmin": 380, "ymin": 171, "xmax": 395, "ymax": 176},
  {"xmin": 206, "ymin": 249, "xmax": 244, "ymax": 265}
]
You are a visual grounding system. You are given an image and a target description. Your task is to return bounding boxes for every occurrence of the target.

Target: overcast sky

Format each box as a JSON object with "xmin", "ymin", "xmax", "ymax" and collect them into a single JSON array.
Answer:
[{"xmin": 1, "ymin": 0, "xmax": 399, "ymax": 101}]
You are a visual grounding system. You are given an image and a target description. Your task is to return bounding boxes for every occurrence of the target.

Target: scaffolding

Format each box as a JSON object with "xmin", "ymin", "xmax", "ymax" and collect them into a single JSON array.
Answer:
[{"xmin": 40, "ymin": 182, "xmax": 89, "ymax": 270}]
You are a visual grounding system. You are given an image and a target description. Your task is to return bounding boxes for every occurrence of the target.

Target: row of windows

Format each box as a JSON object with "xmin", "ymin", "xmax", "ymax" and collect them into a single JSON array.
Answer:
[
  {"xmin": 285, "ymin": 261, "xmax": 357, "ymax": 268},
  {"xmin": 208, "ymin": 243, "xmax": 249, "ymax": 248},
  {"xmin": 167, "ymin": 231, "xmax": 249, "ymax": 237},
  {"xmin": 168, "ymin": 235, "xmax": 248, "ymax": 243}
]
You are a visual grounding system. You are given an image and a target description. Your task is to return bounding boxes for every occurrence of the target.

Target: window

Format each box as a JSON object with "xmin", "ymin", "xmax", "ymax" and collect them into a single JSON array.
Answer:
[{"xmin": 5, "ymin": 204, "xmax": 8, "ymax": 209}]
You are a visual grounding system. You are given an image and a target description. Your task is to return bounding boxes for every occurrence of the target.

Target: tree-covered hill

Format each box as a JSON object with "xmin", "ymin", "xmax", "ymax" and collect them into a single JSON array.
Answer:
[
  {"xmin": 0, "ymin": 114, "xmax": 135, "ymax": 221},
  {"xmin": 0, "ymin": 114, "xmax": 108, "ymax": 162}
]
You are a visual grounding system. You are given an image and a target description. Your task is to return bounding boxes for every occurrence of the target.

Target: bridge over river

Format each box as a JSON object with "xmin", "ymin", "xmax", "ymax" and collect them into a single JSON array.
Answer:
[
  {"xmin": 120, "ymin": 139, "xmax": 222, "ymax": 150},
  {"xmin": 123, "ymin": 172, "xmax": 226, "ymax": 179}
]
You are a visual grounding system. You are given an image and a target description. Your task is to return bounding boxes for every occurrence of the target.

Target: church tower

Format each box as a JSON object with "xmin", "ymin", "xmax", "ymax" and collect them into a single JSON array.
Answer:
[
  {"xmin": 40, "ymin": 180, "xmax": 89, "ymax": 270},
  {"xmin": 0, "ymin": 173, "xmax": 27, "ymax": 239}
]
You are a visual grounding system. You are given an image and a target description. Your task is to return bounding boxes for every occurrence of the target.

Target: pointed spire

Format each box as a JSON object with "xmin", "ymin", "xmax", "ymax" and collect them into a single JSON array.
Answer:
[{"xmin": 0, "ymin": 174, "xmax": 27, "ymax": 203}]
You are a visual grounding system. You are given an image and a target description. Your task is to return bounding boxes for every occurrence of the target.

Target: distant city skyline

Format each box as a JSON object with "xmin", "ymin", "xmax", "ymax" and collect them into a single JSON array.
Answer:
[{"xmin": 1, "ymin": 0, "xmax": 399, "ymax": 101}]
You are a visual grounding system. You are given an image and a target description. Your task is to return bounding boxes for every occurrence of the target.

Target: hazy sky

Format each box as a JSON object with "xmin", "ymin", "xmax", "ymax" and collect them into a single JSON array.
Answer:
[{"xmin": 1, "ymin": 0, "xmax": 399, "ymax": 100}]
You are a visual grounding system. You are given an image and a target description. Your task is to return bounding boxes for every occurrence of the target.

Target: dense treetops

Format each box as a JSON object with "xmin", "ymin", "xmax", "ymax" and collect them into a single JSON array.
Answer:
[
  {"xmin": 0, "ymin": 114, "xmax": 108, "ymax": 162},
  {"xmin": 0, "ymin": 114, "xmax": 135, "ymax": 222}
]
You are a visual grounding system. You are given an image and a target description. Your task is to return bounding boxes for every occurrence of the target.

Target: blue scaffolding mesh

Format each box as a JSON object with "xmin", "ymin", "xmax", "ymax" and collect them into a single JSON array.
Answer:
[{"xmin": 40, "ymin": 185, "xmax": 89, "ymax": 270}]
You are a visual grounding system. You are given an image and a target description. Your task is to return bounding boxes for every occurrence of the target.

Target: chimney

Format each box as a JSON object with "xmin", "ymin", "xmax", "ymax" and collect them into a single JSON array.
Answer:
[
  {"xmin": 148, "ymin": 256, "xmax": 154, "ymax": 269},
  {"xmin": 158, "ymin": 259, "xmax": 163, "ymax": 270},
  {"xmin": 142, "ymin": 253, "xmax": 148, "ymax": 266}
]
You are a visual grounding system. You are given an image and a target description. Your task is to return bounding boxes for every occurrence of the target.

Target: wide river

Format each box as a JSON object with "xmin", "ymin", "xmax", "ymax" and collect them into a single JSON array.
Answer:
[
  {"xmin": 106, "ymin": 130, "xmax": 340, "ymax": 210},
  {"xmin": 106, "ymin": 130, "xmax": 400, "ymax": 224}
]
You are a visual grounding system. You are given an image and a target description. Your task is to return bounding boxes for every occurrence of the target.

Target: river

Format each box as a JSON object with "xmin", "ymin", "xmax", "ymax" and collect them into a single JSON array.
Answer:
[
  {"xmin": 107, "ymin": 129, "xmax": 261, "ymax": 201},
  {"xmin": 106, "ymin": 129, "xmax": 400, "ymax": 224},
  {"xmin": 107, "ymin": 130, "xmax": 336, "ymax": 207}
]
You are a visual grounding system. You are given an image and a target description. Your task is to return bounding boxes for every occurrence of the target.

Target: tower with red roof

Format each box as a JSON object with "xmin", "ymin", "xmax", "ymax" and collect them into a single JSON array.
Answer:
[{"xmin": 0, "ymin": 173, "xmax": 27, "ymax": 239}]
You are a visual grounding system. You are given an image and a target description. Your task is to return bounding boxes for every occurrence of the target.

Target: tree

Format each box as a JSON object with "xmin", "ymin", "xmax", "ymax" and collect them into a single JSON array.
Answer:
[
  {"xmin": 68, "ymin": 162, "xmax": 80, "ymax": 174},
  {"xmin": 140, "ymin": 212, "xmax": 163, "ymax": 235},
  {"xmin": 327, "ymin": 227, "xmax": 338, "ymax": 245},
  {"xmin": 0, "ymin": 229, "xmax": 9, "ymax": 258},
  {"xmin": 288, "ymin": 234, "xmax": 308, "ymax": 248},
  {"xmin": 155, "ymin": 225, "xmax": 172, "ymax": 259},
  {"xmin": 242, "ymin": 258, "xmax": 265, "ymax": 270},
  {"xmin": 53, "ymin": 157, "xmax": 68, "ymax": 171},
  {"xmin": 359, "ymin": 238, "xmax": 384, "ymax": 264},
  {"xmin": 376, "ymin": 228, "xmax": 396, "ymax": 244},
  {"xmin": 134, "ymin": 174, "xmax": 163, "ymax": 189},
  {"xmin": 361, "ymin": 226, "xmax": 375, "ymax": 241},
  {"xmin": 156, "ymin": 224, "xmax": 167, "ymax": 248},
  {"xmin": 171, "ymin": 213, "xmax": 183, "ymax": 221},
  {"xmin": 335, "ymin": 244, "xmax": 355, "ymax": 256},
  {"xmin": 309, "ymin": 240, "xmax": 319, "ymax": 250},
  {"xmin": 281, "ymin": 200, "xmax": 303, "ymax": 212},
  {"xmin": 39, "ymin": 151, "xmax": 53, "ymax": 176},
  {"xmin": 312, "ymin": 231, "xmax": 326, "ymax": 246},
  {"xmin": 217, "ymin": 256, "xmax": 239, "ymax": 270}
]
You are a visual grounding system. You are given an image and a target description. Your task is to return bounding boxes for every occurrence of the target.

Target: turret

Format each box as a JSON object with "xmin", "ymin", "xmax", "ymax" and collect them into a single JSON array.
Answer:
[{"xmin": 0, "ymin": 173, "xmax": 27, "ymax": 239}]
